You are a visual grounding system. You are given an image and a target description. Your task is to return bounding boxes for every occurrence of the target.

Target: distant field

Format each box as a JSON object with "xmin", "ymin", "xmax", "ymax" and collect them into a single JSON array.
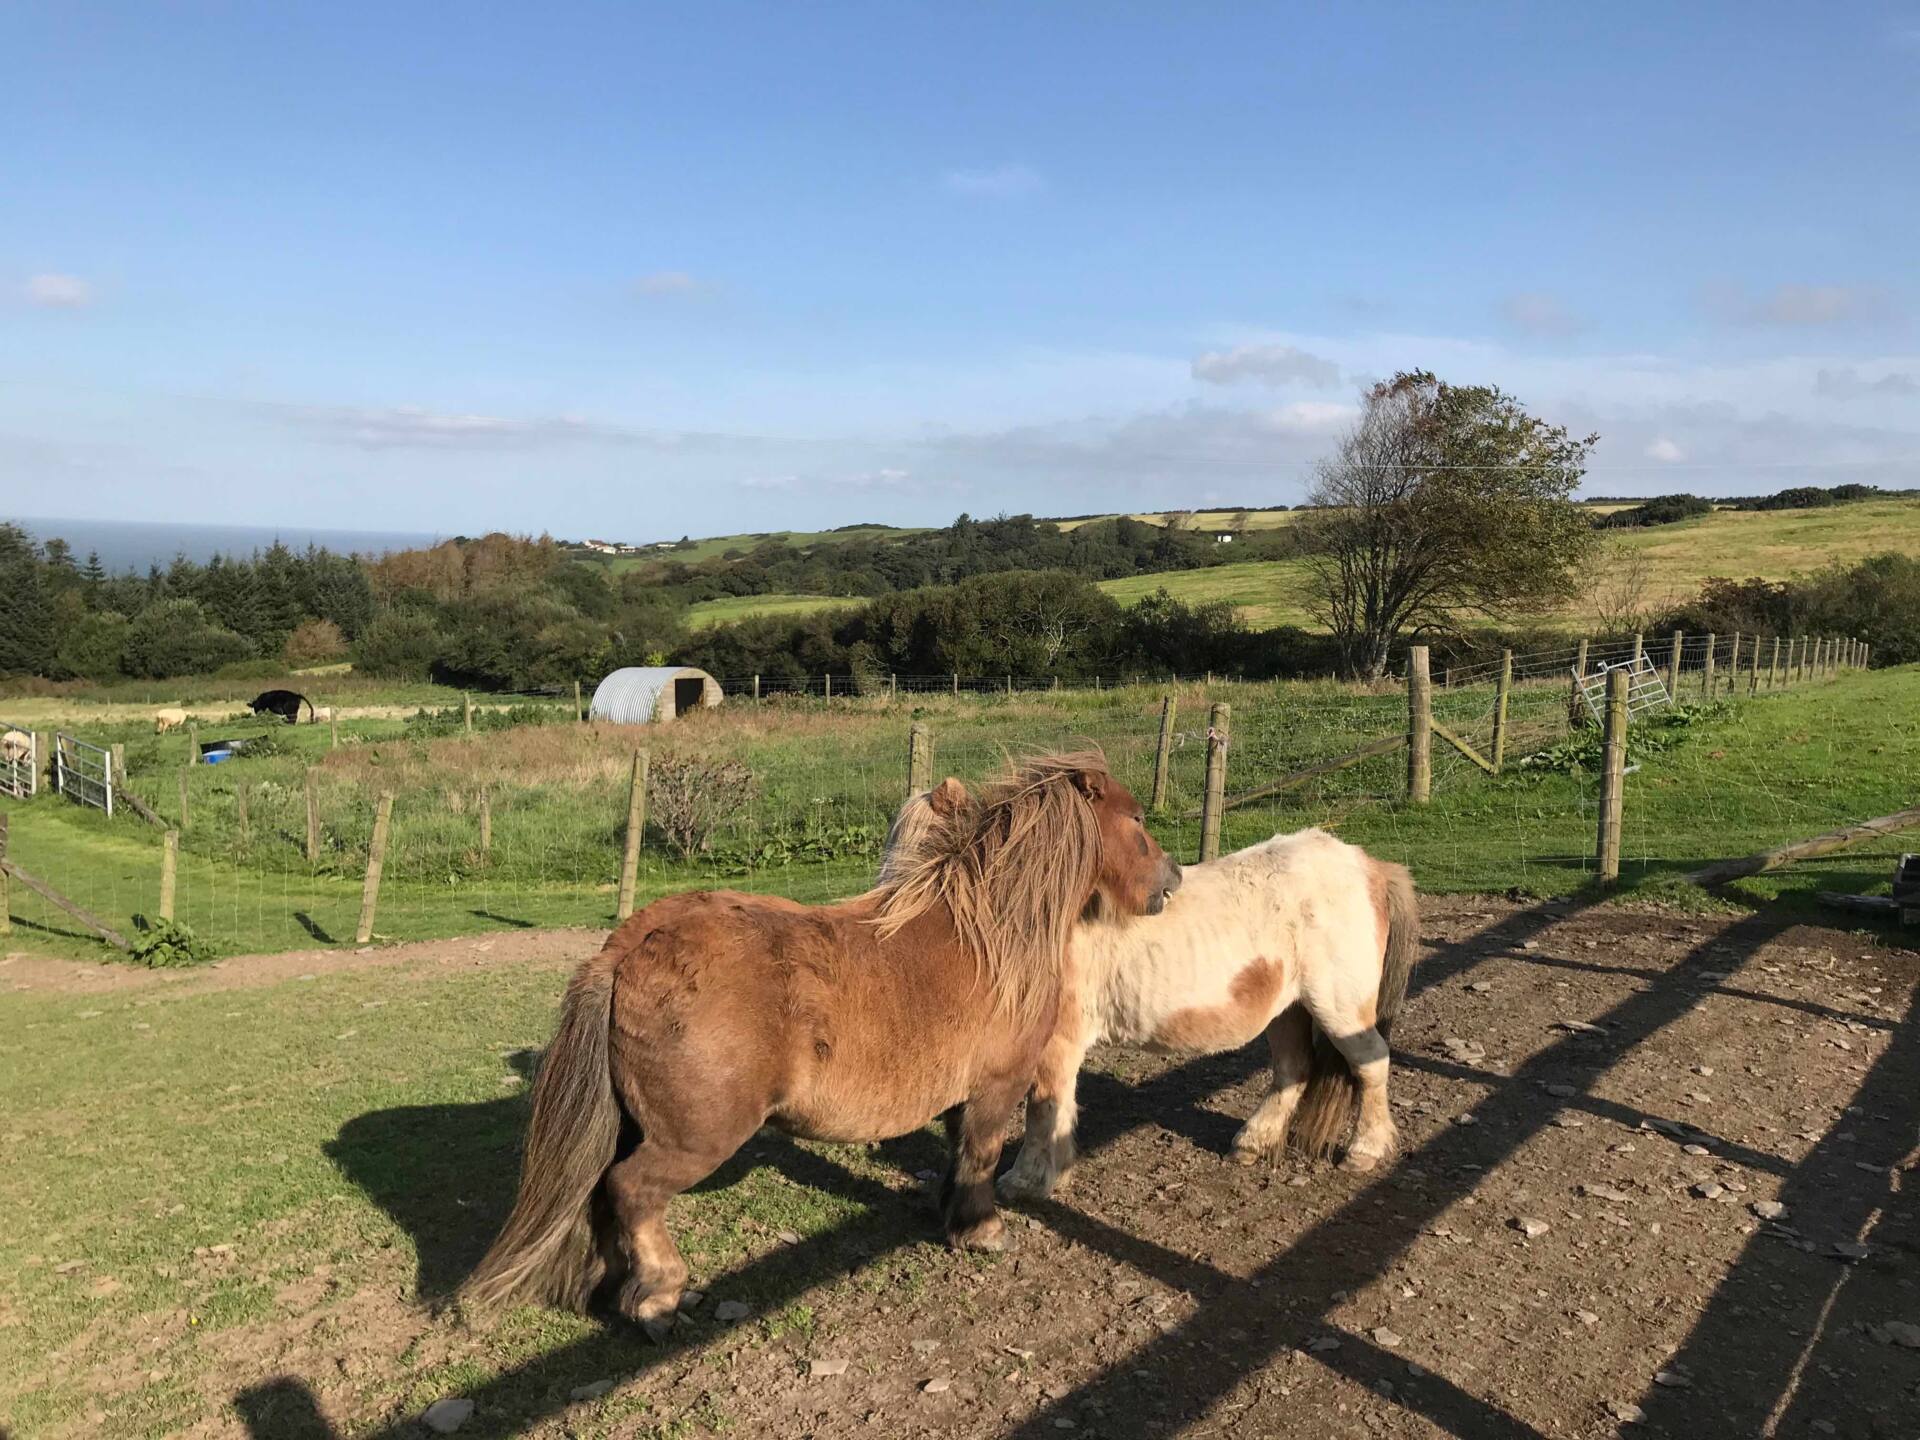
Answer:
[
  {"xmin": 1096, "ymin": 559, "xmax": 1316, "ymax": 627},
  {"xmin": 618, "ymin": 496, "xmax": 1920, "ymax": 634},
  {"xmin": 686, "ymin": 592, "xmax": 864, "ymax": 628},
  {"xmin": 596, "ymin": 524, "xmax": 924, "ymax": 569}
]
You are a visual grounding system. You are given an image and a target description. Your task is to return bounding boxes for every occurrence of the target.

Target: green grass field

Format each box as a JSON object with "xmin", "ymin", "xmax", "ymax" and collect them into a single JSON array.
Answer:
[{"xmin": 684, "ymin": 593, "xmax": 865, "ymax": 629}]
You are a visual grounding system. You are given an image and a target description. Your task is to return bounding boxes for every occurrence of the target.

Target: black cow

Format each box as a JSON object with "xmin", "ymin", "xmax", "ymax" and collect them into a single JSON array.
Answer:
[{"xmin": 249, "ymin": 689, "xmax": 314, "ymax": 724}]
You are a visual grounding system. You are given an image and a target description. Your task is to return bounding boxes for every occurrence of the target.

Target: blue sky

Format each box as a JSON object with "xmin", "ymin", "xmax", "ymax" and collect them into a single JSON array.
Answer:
[{"xmin": 6, "ymin": 2, "xmax": 1918, "ymax": 541}]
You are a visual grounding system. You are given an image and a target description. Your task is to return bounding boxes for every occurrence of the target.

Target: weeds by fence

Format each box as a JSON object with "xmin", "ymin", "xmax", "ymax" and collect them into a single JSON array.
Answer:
[{"xmin": 0, "ymin": 631, "xmax": 1890, "ymax": 961}]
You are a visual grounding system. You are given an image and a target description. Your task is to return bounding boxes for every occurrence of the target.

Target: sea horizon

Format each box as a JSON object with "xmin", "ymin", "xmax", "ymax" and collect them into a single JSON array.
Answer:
[{"xmin": 4, "ymin": 515, "xmax": 448, "ymax": 573}]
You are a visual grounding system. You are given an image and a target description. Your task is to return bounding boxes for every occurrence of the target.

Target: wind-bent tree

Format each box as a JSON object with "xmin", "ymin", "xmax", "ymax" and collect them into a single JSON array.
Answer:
[{"xmin": 1302, "ymin": 370, "xmax": 1597, "ymax": 679}]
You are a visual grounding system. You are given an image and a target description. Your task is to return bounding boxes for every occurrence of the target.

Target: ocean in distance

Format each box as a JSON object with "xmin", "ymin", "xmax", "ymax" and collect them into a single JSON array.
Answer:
[{"xmin": 4, "ymin": 515, "xmax": 446, "ymax": 573}]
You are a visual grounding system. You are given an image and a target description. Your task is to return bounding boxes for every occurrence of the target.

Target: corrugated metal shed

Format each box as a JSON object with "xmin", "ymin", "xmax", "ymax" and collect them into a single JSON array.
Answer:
[{"xmin": 589, "ymin": 666, "xmax": 724, "ymax": 725}]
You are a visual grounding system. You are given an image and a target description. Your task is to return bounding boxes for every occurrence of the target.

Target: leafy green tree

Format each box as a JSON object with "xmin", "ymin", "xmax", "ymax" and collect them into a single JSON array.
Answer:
[
  {"xmin": 122, "ymin": 599, "xmax": 255, "ymax": 678},
  {"xmin": 0, "ymin": 525, "xmax": 54, "ymax": 676},
  {"xmin": 55, "ymin": 610, "xmax": 132, "ymax": 680},
  {"xmin": 1301, "ymin": 370, "xmax": 1598, "ymax": 679},
  {"xmin": 351, "ymin": 609, "xmax": 448, "ymax": 680}
]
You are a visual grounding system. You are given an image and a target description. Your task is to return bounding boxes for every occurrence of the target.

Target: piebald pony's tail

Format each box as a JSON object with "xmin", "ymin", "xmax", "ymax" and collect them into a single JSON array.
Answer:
[
  {"xmin": 1291, "ymin": 858, "xmax": 1418, "ymax": 1158},
  {"xmin": 462, "ymin": 953, "xmax": 623, "ymax": 1311}
]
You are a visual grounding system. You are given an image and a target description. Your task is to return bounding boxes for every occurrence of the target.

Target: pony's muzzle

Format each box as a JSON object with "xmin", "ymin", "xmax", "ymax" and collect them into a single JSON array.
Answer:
[{"xmin": 1147, "ymin": 858, "xmax": 1184, "ymax": 914}]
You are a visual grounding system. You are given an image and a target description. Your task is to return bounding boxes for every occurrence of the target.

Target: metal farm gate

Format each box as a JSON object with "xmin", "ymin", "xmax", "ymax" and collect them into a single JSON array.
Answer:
[
  {"xmin": 52, "ymin": 732, "xmax": 114, "ymax": 817},
  {"xmin": 1573, "ymin": 654, "xmax": 1672, "ymax": 725},
  {"xmin": 0, "ymin": 719, "xmax": 37, "ymax": 799}
]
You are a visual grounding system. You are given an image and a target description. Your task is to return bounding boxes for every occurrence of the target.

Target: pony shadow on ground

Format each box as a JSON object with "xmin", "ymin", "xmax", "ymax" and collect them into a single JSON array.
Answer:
[{"xmin": 325, "ymin": 1049, "xmax": 951, "ymax": 1304}]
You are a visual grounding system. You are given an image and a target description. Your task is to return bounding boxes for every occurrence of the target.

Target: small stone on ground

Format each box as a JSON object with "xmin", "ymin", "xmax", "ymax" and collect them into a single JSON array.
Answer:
[{"xmin": 423, "ymin": 1398, "xmax": 474, "ymax": 1434}]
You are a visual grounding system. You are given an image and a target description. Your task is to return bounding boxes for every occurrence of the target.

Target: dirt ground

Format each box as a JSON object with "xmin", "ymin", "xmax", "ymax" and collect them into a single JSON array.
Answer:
[{"xmin": 33, "ymin": 897, "xmax": 1920, "ymax": 1440}]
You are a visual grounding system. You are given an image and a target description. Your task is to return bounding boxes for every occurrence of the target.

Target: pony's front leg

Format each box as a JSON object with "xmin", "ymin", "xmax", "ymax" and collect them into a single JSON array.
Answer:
[
  {"xmin": 1232, "ymin": 1004, "xmax": 1312, "ymax": 1165},
  {"xmin": 1329, "ymin": 1025, "xmax": 1397, "ymax": 1171},
  {"xmin": 997, "ymin": 1011, "xmax": 1087, "ymax": 1201},
  {"xmin": 942, "ymin": 1086, "xmax": 1025, "ymax": 1251}
]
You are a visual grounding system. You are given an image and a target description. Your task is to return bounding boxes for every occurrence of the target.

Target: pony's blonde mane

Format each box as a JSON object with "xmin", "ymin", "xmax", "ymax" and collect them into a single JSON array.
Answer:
[{"xmin": 872, "ymin": 752, "xmax": 1106, "ymax": 1029}]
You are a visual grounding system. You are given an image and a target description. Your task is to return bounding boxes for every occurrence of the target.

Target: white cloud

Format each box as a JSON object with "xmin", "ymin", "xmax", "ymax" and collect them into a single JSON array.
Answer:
[
  {"xmin": 737, "ymin": 466, "xmax": 923, "ymax": 494},
  {"xmin": 1500, "ymin": 291, "xmax": 1582, "ymax": 337},
  {"xmin": 1191, "ymin": 343, "xmax": 1342, "ymax": 389},
  {"xmin": 24, "ymin": 273, "xmax": 94, "ymax": 308},
  {"xmin": 1645, "ymin": 437, "xmax": 1686, "ymax": 463},
  {"xmin": 943, "ymin": 164, "xmax": 1045, "ymax": 199},
  {"xmin": 635, "ymin": 270, "xmax": 703, "ymax": 296},
  {"xmin": 277, "ymin": 403, "xmax": 754, "ymax": 453},
  {"xmin": 1262, "ymin": 401, "xmax": 1355, "ymax": 434},
  {"xmin": 1701, "ymin": 281, "xmax": 1895, "ymax": 328}
]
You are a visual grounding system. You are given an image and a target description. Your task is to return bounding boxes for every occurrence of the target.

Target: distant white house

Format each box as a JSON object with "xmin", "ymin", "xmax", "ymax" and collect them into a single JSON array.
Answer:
[{"xmin": 1215, "ymin": 533, "xmax": 1234, "ymax": 543}]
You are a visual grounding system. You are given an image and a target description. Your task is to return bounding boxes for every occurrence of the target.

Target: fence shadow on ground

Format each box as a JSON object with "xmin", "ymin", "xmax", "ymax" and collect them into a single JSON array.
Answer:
[{"xmin": 246, "ymin": 893, "xmax": 1915, "ymax": 1439}]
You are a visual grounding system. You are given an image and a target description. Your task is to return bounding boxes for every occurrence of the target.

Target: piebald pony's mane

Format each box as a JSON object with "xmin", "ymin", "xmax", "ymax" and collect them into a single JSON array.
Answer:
[{"xmin": 871, "ymin": 752, "xmax": 1107, "ymax": 1029}]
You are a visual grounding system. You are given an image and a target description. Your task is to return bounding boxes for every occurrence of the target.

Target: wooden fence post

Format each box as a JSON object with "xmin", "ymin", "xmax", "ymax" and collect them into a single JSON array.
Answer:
[
  {"xmin": 110, "ymin": 742, "xmax": 125, "ymax": 788},
  {"xmin": 615, "ymin": 751, "xmax": 649, "ymax": 923},
  {"xmin": 0, "ymin": 812, "xmax": 11, "ymax": 936},
  {"xmin": 187, "ymin": 723, "xmax": 199, "ymax": 766},
  {"xmin": 752, "ymin": 674, "xmax": 761, "ymax": 701},
  {"xmin": 890, "ymin": 673, "xmax": 898, "ymax": 702},
  {"xmin": 824, "ymin": 674, "xmax": 832, "ymax": 702},
  {"xmin": 304, "ymin": 767, "xmax": 320, "ymax": 864},
  {"xmin": 1631, "ymin": 632, "xmax": 1644, "ymax": 666},
  {"xmin": 177, "ymin": 768, "xmax": 190, "ymax": 830},
  {"xmin": 1702, "ymin": 633, "xmax": 1716, "ymax": 699},
  {"xmin": 355, "ymin": 791, "xmax": 394, "ymax": 944},
  {"xmin": 1667, "ymin": 630, "xmax": 1684, "ymax": 695},
  {"xmin": 160, "ymin": 828, "xmax": 179, "ymax": 921},
  {"xmin": 1769, "ymin": 635, "xmax": 1781, "ymax": 690},
  {"xmin": 1199, "ymin": 702, "xmax": 1230, "ymax": 862},
  {"xmin": 907, "ymin": 723, "xmax": 932, "ymax": 797},
  {"xmin": 1799, "ymin": 636, "xmax": 1811, "ymax": 683},
  {"xmin": 574, "ymin": 678, "xmax": 584, "ymax": 722},
  {"xmin": 1407, "ymin": 646, "xmax": 1432, "ymax": 805},
  {"xmin": 1596, "ymin": 668, "xmax": 1630, "ymax": 884},
  {"xmin": 1151, "ymin": 694, "xmax": 1178, "ymax": 812},
  {"xmin": 478, "ymin": 788, "xmax": 492, "ymax": 858},
  {"xmin": 1728, "ymin": 631, "xmax": 1741, "ymax": 696},
  {"xmin": 236, "ymin": 780, "xmax": 249, "ymax": 843},
  {"xmin": 463, "ymin": 693, "xmax": 473, "ymax": 737},
  {"xmin": 330, "ymin": 713, "xmax": 339, "ymax": 749},
  {"xmin": 1492, "ymin": 649, "xmax": 1513, "ymax": 772}
]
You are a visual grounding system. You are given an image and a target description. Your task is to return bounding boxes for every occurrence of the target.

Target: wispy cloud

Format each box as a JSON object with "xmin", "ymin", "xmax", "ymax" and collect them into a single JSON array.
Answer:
[
  {"xmin": 943, "ymin": 164, "xmax": 1045, "ymax": 199},
  {"xmin": 634, "ymin": 270, "xmax": 705, "ymax": 297},
  {"xmin": 1814, "ymin": 366, "xmax": 1918, "ymax": 398},
  {"xmin": 1191, "ymin": 343, "xmax": 1342, "ymax": 389},
  {"xmin": 738, "ymin": 466, "xmax": 925, "ymax": 494},
  {"xmin": 1701, "ymin": 281, "xmax": 1896, "ymax": 328},
  {"xmin": 24, "ymin": 273, "xmax": 94, "ymax": 308},
  {"xmin": 1500, "ymin": 291, "xmax": 1583, "ymax": 337},
  {"xmin": 275, "ymin": 402, "xmax": 765, "ymax": 454},
  {"xmin": 1645, "ymin": 437, "xmax": 1685, "ymax": 463}
]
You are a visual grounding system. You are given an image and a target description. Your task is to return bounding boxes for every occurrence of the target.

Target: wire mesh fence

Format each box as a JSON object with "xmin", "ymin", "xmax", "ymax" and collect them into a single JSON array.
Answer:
[{"xmin": 0, "ymin": 631, "xmax": 1884, "ymax": 960}]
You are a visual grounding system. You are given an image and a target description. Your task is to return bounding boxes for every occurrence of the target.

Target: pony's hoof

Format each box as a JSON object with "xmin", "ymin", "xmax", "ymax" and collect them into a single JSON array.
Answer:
[
  {"xmin": 949, "ymin": 1216, "xmax": 1012, "ymax": 1253},
  {"xmin": 1231, "ymin": 1142, "xmax": 1272, "ymax": 1167},
  {"xmin": 996, "ymin": 1171, "xmax": 1056, "ymax": 1203},
  {"xmin": 1341, "ymin": 1148, "xmax": 1383, "ymax": 1173}
]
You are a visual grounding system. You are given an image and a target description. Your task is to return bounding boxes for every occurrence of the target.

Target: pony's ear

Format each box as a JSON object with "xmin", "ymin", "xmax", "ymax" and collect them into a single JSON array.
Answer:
[
  {"xmin": 928, "ymin": 777, "xmax": 968, "ymax": 816},
  {"xmin": 1070, "ymin": 768, "xmax": 1108, "ymax": 801}
]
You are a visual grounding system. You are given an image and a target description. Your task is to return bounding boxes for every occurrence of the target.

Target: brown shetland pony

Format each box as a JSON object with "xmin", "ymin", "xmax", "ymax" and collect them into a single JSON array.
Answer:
[{"xmin": 463, "ymin": 753, "xmax": 1181, "ymax": 1339}]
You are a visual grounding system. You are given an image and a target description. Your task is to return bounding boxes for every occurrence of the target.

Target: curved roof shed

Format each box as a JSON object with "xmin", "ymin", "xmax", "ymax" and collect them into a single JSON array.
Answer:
[{"xmin": 590, "ymin": 666, "xmax": 724, "ymax": 725}]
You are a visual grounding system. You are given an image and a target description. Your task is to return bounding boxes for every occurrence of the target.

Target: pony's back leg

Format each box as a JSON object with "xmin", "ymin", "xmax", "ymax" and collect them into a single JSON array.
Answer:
[
  {"xmin": 1232, "ymin": 1003, "xmax": 1313, "ymax": 1165},
  {"xmin": 1324, "ymin": 1023, "xmax": 1396, "ymax": 1171},
  {"xmin": 602, "ymin": 1120, "xmax": 758, "ymax": 1342}
]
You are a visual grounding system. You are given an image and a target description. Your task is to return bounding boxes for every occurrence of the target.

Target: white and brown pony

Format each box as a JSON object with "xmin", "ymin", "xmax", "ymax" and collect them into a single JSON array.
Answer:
[
  {"xmin": 466, "ymin": 754, "xmax": 1180, "ymax": 1339},
  {"xmin": 884, "ymin": 779, "xmax": 1418, "ymax": 1197}
]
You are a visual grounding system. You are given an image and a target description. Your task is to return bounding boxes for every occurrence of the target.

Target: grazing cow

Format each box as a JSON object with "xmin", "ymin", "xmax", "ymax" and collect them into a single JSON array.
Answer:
[
  {"xmin": 153, "ymin": 707, "xmax": 189, "ymax": 734},
  {"xmin": 248, "ymin": 689, "xmax": 314, "ymax": 725}
]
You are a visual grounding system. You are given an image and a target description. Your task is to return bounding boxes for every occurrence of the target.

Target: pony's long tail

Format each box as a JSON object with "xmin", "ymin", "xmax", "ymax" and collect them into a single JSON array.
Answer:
[
  {"xmin": 1291, "ymin": 859, "xmax": 1419, "ymax": 1157},
  {"xmin": 462, "ymin": 955, "xmax": 622, "ymax": 1311}
]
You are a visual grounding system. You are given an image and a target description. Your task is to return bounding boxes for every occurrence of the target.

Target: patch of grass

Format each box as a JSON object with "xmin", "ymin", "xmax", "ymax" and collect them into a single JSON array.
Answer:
[{"xmin": 685, "ymin": 593, "xmax": 864, "ymax": 629}]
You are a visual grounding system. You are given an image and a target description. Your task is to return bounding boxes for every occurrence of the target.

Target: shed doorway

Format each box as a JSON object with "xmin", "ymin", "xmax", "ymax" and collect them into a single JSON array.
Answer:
[{"xmin": 673, "ymin": 677, "xmax": 705, "ymax": 718}]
